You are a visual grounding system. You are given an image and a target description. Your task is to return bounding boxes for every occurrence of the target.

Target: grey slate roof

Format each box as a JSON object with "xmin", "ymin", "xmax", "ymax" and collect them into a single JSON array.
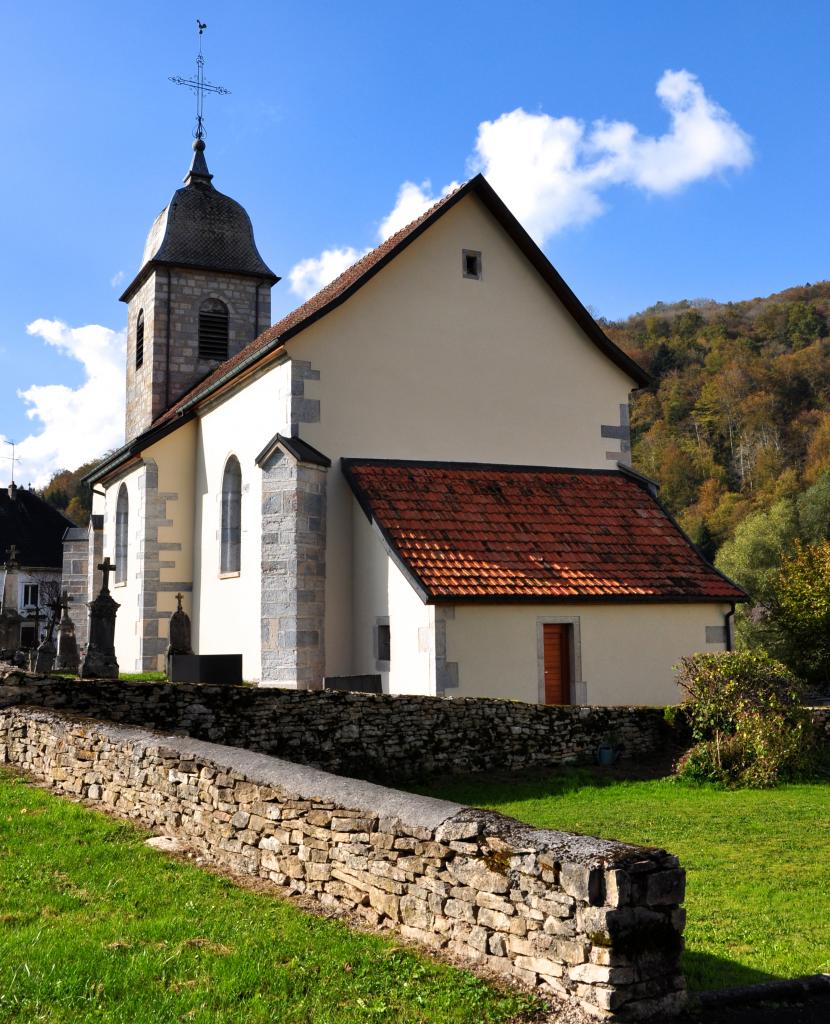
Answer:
[
  {"xmin": 254, "ymin": 433, "xmax": 331, "ymax": 468},
  {"xmin": 120, "ymin": 141, "xmax": 277, "ymax": 301},
  {"xmin": 0, "ymin": 485, "xmax": 75, "ymax": 569}
]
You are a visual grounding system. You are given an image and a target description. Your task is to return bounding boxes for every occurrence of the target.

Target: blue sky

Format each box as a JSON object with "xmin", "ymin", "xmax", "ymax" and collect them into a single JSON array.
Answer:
[{"xmin": 1, "ymin": 1, "xmax": 828, "ymax": 485}]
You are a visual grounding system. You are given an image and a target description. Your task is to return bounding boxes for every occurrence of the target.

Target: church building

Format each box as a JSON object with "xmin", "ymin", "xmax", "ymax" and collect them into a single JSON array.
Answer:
[{"xmin": 75, "ymin": 137, "xmax": 746, "ymax": 705}]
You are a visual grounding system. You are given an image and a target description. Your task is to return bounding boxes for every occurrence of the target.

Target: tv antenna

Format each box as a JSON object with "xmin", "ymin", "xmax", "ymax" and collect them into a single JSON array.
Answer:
[{"xmin": 2, "ymin": 440, "xmax": 18, "ymax": 484}]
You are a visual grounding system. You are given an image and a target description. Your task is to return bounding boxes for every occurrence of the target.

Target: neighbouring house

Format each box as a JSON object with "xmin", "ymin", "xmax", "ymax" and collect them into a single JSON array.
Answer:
[
  {"xmin": 1, "ymin": 483, "xmax": 74, "ymax": 654},
  {"xmin": 70, "ymin": 135, "xmax": 746, "ymax": 704}
]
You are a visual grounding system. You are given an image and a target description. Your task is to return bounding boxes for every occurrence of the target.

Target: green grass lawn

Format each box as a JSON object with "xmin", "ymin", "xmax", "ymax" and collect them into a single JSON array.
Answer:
[
  {"xmin": 414, "ymin": 770, "xmax": 830, "ymax": 993},
  {"xmin": 0, "ymin": 770, "xmax": 540, "ymax": 1024}
]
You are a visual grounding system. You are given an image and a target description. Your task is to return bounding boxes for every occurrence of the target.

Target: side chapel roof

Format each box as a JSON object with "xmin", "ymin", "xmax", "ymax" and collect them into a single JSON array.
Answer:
[{"xmin": 342, "ymin": 459, "xmax": 747, "ymax": 604}]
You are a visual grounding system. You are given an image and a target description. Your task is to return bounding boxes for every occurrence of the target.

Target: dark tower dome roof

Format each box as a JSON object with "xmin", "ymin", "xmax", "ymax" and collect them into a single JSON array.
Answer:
[{"xmin": 120, "ymin": 140, "xmax": 278, "ymax": 302}]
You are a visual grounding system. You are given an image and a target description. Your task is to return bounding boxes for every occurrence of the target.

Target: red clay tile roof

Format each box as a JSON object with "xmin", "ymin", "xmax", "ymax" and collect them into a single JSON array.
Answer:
[
  {"xmin": 342, "ymin": 460, "xmax": 747, "ymax": 603},
  {"xmin": 150, "ymin": 175, "xmax": 648, "ymax": 430}
]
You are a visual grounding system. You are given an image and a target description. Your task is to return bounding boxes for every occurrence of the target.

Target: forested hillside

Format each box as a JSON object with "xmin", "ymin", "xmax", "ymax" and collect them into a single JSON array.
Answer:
[
  {"xmin": 607, "ymin": 281, "xmax": 830, "ymax": 559},
  {"xmin": 609, "ymin": 282, "xmax": 830, "ymax": 688},
  {"xmin": 37, "ymin": 459, "xmax": 99, "ymax": 525}
]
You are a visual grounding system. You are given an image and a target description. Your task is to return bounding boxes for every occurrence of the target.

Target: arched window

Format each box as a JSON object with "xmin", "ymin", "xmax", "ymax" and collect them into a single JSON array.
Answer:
[
  {"xmin": 199, "ymin": 298, "xmax": 229, "ymax": 361},
  {"xmin": 135, "ymin": 309, "xmax": 144, "ymax": 369},
  {"xmin": 220, "ymin": 456, "xmax": 242, "ymax": 574},
  {"xmin": 115, "ymin": 484, "xmax": 128, "ymax": 584}
]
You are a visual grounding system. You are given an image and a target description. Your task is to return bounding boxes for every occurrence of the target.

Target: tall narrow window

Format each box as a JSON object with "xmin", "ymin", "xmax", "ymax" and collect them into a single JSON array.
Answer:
[
  {"xmin": 220, "ymin": 456, "xmax": 242, "ymax": 574},
  {"xmin": 115, "ymin": 484, "xmax": 128, "ymax": 585},
  {"xmin": 199, "ymin": 298, "xmax": 229, "ymax": 361},
  {"xmin": 135, "ymin": 309, "xmax": 144, "ymax": 369}
]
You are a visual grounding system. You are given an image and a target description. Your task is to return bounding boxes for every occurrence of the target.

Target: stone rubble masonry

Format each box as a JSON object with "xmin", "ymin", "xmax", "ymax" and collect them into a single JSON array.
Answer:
[
  {"xmin": 134, "ymin": 460, "xmax": 192, "ymax": 673},
  {"xmin": 125, "ymin": 267, "xmax": 272, "ymax": 442},
  {"xmin": 0, "ymin": 671, "xmax": 671, "ymax": 780},
  {"xmin": 812, "ymin": 705, "xmax": 830, "ymax": 739},
  {"xmin": 60, "ymin": 531, "xmax": 90, "ymax": 653},
  {"xmin": 289, "ymin": 359, "xmax": 321, "ymax": 434},
  {"xmin": 260, "ymin": 450, "xmax": 327, "ymax": 689},
  {"xmin": 0, "ymin": 706, "xmax": 687, "ymax": 1020},
  {"xmin": 62, "ymin": 517, "xmax": 103, "ymax": 656},
  {"xmin": 602, "ymin": 404, "xmax": 631, "ymax": 466}
]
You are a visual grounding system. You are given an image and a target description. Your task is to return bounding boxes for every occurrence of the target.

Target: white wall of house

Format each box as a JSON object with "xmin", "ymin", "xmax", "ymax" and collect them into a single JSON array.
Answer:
[
  {"xmin": 443, "ymin": 601, "xmax": 733, "ymax": 706},
  {"xmin": 107, "ymin": 461, "xmax": 145, "ymax": 671},
  {"xmin": 286, "ymin": 191, "xmax": 637, "ymax": 677}
]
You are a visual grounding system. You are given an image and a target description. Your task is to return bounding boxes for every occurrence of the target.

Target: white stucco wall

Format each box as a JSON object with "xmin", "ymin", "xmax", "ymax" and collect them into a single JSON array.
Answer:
[
  {"xmin": 107, "ymin": 462, "xmax": 144, "ymax": 672},
  {"xmin": 350, "ymin": 508, "xmax": 434, "ymax": 694},
  {"xmin": 444, "ymin": 602, "xmax": 733, "ymax": 706},
  {"xmin": 286, "ymin": 192, "xmax": 637, "ymax": 676},
  {"xmin": 192, "ymin": 360, "xmax": 292, "ymax": 681},
  {"xmin": 151, "ymin": 422, "xmax": 197, "ymax": 661}
]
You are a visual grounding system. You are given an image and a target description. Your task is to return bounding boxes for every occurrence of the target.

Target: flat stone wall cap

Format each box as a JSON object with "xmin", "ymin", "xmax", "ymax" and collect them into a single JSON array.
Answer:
[
  {"xmin": 19, "ymin": 710, "xmax": 463, "ymax": 832},
  {"xmin": 463, "ymin": 808, "xmax": 663, "ymax": 868}
]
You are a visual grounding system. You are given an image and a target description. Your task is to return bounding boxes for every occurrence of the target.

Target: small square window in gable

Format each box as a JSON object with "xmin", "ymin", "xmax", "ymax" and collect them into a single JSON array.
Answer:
[{"xmin": 462, "ymin": 249, "xmax": 482, "ymax": 280}]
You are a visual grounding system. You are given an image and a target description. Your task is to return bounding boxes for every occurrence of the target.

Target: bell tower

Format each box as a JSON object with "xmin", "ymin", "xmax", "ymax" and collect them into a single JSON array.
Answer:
[
  {"xmin": 120, "ymin": 139, "xmax": 278, "ymax": 441},
  {"xmin": 120, "ymin": 29, "xmax": 278, "ymax": 441}
]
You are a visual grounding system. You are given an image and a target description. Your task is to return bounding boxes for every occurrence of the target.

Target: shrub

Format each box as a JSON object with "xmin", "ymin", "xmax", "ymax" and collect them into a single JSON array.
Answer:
[{"xmin": 674, "ymin": 651, "xmax": 815, "ymax": 787}]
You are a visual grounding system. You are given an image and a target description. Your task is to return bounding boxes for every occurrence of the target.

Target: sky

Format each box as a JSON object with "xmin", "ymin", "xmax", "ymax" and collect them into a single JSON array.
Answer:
[{"xmin": 1, "ymin": 0, "xmax": 828, "ymax": 487}]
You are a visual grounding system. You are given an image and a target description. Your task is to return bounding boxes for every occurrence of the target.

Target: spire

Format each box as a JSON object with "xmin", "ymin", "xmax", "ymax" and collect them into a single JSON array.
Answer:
[{"xmin": 184, "ymin": 138, "xmax": 213, "ymax": 187}]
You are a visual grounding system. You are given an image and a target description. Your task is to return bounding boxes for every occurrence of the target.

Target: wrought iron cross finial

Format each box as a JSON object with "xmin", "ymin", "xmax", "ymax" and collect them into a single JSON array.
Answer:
[{"xmin": 169, "ymin": 20, "xmax": 230, "ymax": 141}]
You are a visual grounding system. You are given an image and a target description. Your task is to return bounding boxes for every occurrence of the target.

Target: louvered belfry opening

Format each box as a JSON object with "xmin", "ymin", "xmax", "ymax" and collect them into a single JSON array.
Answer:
[
  {"xmin": 198, "ymin": 298, "xmax": 229, "ymax": 361},
  {"xmin": 135, "ymin": 309, "xmax": 144, "ymax": 369}
]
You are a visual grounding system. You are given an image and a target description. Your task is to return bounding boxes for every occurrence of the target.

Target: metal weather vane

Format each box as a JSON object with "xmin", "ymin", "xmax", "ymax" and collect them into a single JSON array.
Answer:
[{"xmin": 169, "ymin": 20, "xmax": 230, "ymax": 141}]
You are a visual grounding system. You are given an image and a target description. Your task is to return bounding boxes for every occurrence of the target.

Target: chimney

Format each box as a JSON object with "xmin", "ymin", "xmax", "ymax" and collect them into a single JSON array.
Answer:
[{"xmin": 7, "ymin": 482, "xmax": 16, "ymax": 501}]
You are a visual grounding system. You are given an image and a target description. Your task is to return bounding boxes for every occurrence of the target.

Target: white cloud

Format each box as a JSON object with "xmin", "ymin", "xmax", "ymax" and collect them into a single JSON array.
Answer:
[
  {"xmin": 3, "ymin": 319, "xmax": 126, "ymax": 487},
  {"xmin": 288, "ymin": 246, "xmax": 368, "ymax": 301},
  {"xmin": 110, "ymin": 270, "xmax": 125, "ymax": 288},
  {"xmin": 288, "ymin": 69, "xmax": 752, "ymax": 295},
  {"xmin": 288, "ymin": 180, "xmax": 463, "ymax": 299},
  {"xmin": 471, "ymin": 70, "xmax": 752, "ymax": 243},
  {"xmin": 377, "ymin": 179, "xmax": 460, "ymax": 241}
]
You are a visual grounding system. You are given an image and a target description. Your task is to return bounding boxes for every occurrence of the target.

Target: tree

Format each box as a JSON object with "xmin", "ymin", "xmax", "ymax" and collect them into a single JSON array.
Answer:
[{"xmin": 768, "ymin": 541, "xmax": 830, "ymax": 689}]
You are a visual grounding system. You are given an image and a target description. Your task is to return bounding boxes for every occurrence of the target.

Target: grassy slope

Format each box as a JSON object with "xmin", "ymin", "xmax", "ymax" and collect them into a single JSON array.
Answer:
[
  {"xmin": 414, "ymin": 771, "xmax": 830, "ymax": 992},
  {"xmin": 0, "ymin": 771, "xmax": 539, "ymax": 1024}
]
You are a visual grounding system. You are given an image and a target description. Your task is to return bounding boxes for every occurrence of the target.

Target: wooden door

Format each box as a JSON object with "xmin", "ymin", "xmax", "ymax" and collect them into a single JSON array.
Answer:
[{"xmin": 543, "ymin": 624, "xmax": 571, "ymax": 705}]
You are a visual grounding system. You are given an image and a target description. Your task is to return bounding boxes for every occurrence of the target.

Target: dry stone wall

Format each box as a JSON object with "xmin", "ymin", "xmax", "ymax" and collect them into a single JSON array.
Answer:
[
  {"xmin": 0, "ymin": 707, "xmax": 686, "ymax": 1020},
  {"xmin": 0, "ymin": 670, "xmax": 669, "ymax": 780}
]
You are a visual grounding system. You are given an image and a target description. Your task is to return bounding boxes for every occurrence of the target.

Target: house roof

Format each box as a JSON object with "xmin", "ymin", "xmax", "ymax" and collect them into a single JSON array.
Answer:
[
  {"xmin": 88, "ymin": 173, "xmax": 649, "ymax": 486},
  {"xmin": 0, "ymin": 484, "xmax": 75, "ymax": 570},
  {"xmin": 341, "ymin": 459, "xmax": 747, "ymax": 604}
]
